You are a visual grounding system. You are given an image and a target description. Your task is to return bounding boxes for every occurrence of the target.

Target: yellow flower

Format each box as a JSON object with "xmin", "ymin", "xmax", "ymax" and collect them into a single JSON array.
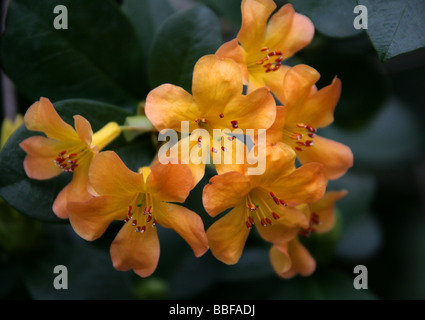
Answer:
[
  {"xmin": 270, "ymin": 190, "xmax": 347, "ymax": 279},
  {"xmin": 67, "ymin": 151, "xmax": 209, "ymax": 278},
  {"xmin": 19, "ymin": 97, "xmax": 121, "ymax": 218},
  {"xmin": 145, "ymin": 54, "xmax": 276, "ymax": 186},
  {"xmin": 216, "ymin": 0, "xmax": 314, "ymax": 93},
  {"xmin": 202, "ymin": 143, "xmax": 327, "ymax": 265},
  {"xmin": 263, "ymin": 64, "xmax": 353, "ymax": 180}
]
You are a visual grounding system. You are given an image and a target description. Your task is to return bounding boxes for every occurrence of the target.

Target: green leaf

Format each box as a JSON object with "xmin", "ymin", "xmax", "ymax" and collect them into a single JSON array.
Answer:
[
  {"xmin": 148, "ymin": 4, "xmax": 223, "ymax": 92},
  {"xmin": 121, "ymin": 0, "xmax": 175, "ymax": 67},
  {"xmin": 20, "ymin": 224, "xmax": 134, "ymax": 299},
  {"xmin": 195, "ymin": 0, "xmax": 242, "ymax": 26},
  {"xmin": 0, "ymin": 0, "xmax": 147, "ymax": 107},
  {"xmin": 290, "ymin": 0, "xmax": 363, "ymax": 38},
  {"xmin": 357, "ymin": 0, "xmax": 425, "ymax": 61},
  {"xmin": 0, "ymin": 99, "xmax": 155, "ymax": 223}
]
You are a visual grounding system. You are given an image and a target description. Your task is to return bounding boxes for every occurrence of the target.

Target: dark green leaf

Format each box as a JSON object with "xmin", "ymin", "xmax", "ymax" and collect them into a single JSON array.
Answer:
[
  {"xmin": 357, "ymin": 0, "xmax": 425, "ymax": 61},
  {"xmin": 0, "ymin": 0, "xmax": 147, "ymax": 107},
  {"xmin": 121, "ymin": 0, "xmax": 175, "ymax": 67},
  {"xmin": 195, "ymin": 0, "xmax": 242, "ymax": 26},
  {"xmin": 0, "ymin": 99, "xmax": 155, "ymax": 223},
  {"xmin": 290, "ymin": 0, "xmax": 363, "ymax": 38},
  {"xmin": 148, "ymin": 4, "xmax": 223, "ymax": 91}
]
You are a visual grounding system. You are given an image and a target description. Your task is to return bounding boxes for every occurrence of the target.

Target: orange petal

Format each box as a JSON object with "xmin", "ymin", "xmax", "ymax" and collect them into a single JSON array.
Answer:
[
  {"xmin": 67, "ymin": 194, "xmax": 133, "ymax": 241},
  {"xmin": 247, "ymin": 142, "xmax": 296, "ymax": 189},
  {"xmin": 73, "ymin": 115, "xmax": 93, "ymax": 148},
  {"xmin": 269, "ymin": 162, "xmax": 327, "ymax": 206},
  {"xmin": 155, "ymin": 202, "xmax": 208, "ymax": 257},
  {"xmin": 192, "ymin": 55, "xmax": 244, "ymax": 116},
  {"xmin": 296, "ymin": 135, "xmax": 353, "ymax": 180},
  {"xmin": 260, "ymin": 64, "xmax": 291, "ymax": 95},
  {"xmin": 146, "ymin": 162, "xmax": 192, "ymax": 203},
  {"xmin": 88, "ymin": 151, "xmax": 144, "ymax": 196},
  {"xmin": 203, "ymin": 171, "xmax": 251, "ymax": 218},
  {"xmin": 238, "ymin": 0, "xmax": 276, "ymax": 52},
  {"xmin": 206, "ymin": 204, "xmax": 250, "ymax": 265},
  {"xmin": 145, "ymin": 84, "xmax": 199, "ymax": 133},
  {"xmin": 23, "ymin": 97, "xmax": 79, "ymax": 142},
  {"xmin": 253, "ymin": 203, "xmax": 308, "ymax": 244},
  {"xmin": 110, "ymin": 219, "xmax": 160, "ymax": 278},
  {"xmin": 213, "ymin": 135, "xmax": 248, "ymax": 175},
  {"xmin": 264, "ymin": 4, "xmax": 314, "ymax": 60},
  {"xmin": 261, "ymin": 105, "xmax": 285, "ymax": 145},
  {"xmin": 275, "ymin": 64, "xmax": 320, "ymax": 108},
  {"xmin": 296, "ymin": 77, "xmax": 342, "ymax": 128},
  {"xmin": 274, "ymin": 237, "xmax": 316, "ymax": 279},
  {"xmin": 20, "ymin": 136, "xmax": 64, "ymax": 180},
  {"xmin": 309, "ymin": 190, "xmax": 348, "ymax": 234},
  {"xmin": 221, "ymin": 86, "xmax": 276, "ymax": 131},
  {"xmin": 216, "ymin": 39, "xmax": 249, "ymax": 84},
  {"xmin": 53, "ymin": 160, "xmax": 93, "ymax": 219},
  {"xmin": 269, "ymin": 243, "xmax": 292, "ymax": 274}
]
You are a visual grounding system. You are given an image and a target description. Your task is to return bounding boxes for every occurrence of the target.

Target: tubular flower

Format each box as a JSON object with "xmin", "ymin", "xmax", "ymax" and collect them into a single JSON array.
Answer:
[
  {"xmin": 67, "ymin": 151, "xmax": 209, "ymax": 278},
  {"xmin": 270, "ymin": 190, "xmax": 347, "ymax": 279},
  {"xmin": 145, "ymin": 54, "xmax": 276, "ymax": 186},
  {"xmin": 263, "ymin": 64, "xmax": 353, "ymax": 180},
  {"xmin": 202, "ymin": 143, "xmax": 327, "ymax": 265},
  {"xmin": 19, "ymin": 97, "xmax": 121, "ymax": 218},
  {"xmin": 216, "ymin": 0, "xmax": 314, "ymax": 93}
]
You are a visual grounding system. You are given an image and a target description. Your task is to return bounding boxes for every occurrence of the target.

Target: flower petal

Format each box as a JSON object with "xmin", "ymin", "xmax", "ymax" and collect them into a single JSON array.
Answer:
[
  {"xmin": 216, "ymin": 39, "xmax": 249, "ymax": 84},
  {"xmin": 23, "ymin": 97, "xmax": 79, "ymax": 142},
  {"xmin": 296, "ymin": 135, "xmax": 353, "ymax": 180},
  {"xmin": 145, "ymin": 84, "xmax": 199, "ymax": 133},
  {"xmin": 269, "ymin": 244, "xmax": 292, "ymax": 274},
  {"xmin": 221, "ymin": 86, "xmax": 276, "ymax": 131},
  {"xmin": 206, "ymin": 204, "xmax": 250, "ymax": 265},
  {"xmin": 192, "ymin": 55, "xmax": 244, "ymax": 116},
  {"xmin": 202, "ymin": 171, "xmax": 251, "ymax": 218},
  {"xmin": 264, "ymin": 4, "xmax": 314, "ymax": 60},
  {"xmin": 274, "ymin": 237, "xmax": 316, "ymax": 279},
  {"xmin": 238, "ymin": 0, "xmax": 277, "ymax": 52},
  {"xmin": 67, "ymin": 194, "xmax": 133, "ymax": 241},
  {"xmin": 73, "ymin": 115, "xmax": 93, "ymax": 148},
  {"xmin": 155, "ymin": 202, "xmax": 208, "ymax": 257},
  {"xmin": 146, "ymin": 162, "xmax": 192, "ymax": 203},
  {"xmin": 269, "ymin": 162, "xmax": 327, "ymax": 206},
  {"xmin": 20, "ymin": 136, "xmax": 64, "ymax": 180},
  {"xmin": 310, "ymin": 190, "xmax": 348, "ymax": 234},
  {"xmin": 110, "ymin": 219, "xmax": 160, "ymax": 278},
  {"xmin": 88, "ymin": 151, "xmax": 144, "ymax": 196}
]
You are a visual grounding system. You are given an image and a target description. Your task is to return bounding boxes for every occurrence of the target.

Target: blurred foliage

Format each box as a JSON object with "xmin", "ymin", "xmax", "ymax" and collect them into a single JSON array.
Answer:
[{"xmin": 0, "ymin": 0, "xmax": 425, "ymax": 300}]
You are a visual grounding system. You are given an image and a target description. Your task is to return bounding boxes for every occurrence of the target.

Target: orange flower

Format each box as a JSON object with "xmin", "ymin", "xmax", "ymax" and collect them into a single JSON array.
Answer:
[
  {"xmin": 216, "ymin": 0, "xmax": 314, "ymax": 93},
  {"xmin": 19, "ymin": 97, "xmax": 121, "ymax": 218},
  {"xmin": 270, "ymin": 190, "xmax": 347, "ymax": 279},
  {"xmin": 202, "ymin": 143, "xmax": 327, "ymax": 265},
  {"xmin": 145, "ymin": 54, "xmax": 276, "ymax": 186},
  {"xmin": 264, "ymin": 64, "xmax": 353, "ymax": 180},
  {"xmin": 67, "ymin": 151, "xmax": 209, "ymax": 278}
]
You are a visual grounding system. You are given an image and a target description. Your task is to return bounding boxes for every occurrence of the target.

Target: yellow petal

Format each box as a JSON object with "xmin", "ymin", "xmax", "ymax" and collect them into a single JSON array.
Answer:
[
  {"xmin": 145, "ymin": 84, "xmax": 199, "ymax": 133},
  {"xmin": 202, "ymin": 171, "xmax": 251, "ymax": 218},
  {"xmin": 206, "ymin": 204, "xmax": 250, "ymax": 265},
  {"xmin": 20, "ymin": 136, "xmax": 64, "ymax": 180},
  {"xmin": 110, "ymin": 219, "xmax": 160, "ymax": 278},
  {"xmin": 155, "ymin": 202, "xmax": 208, "ymax": 258},
  {"xmin": 269, "ymin": 243, "xmax": 292, "ymax": 274},
  {"xmin": 296, "ymin": 135, "xmax": 353, "ymax": 180},
  {"xmin": 88, "ymin": 151, "xmax": 144, "ymax": 196},
  {"xmin": 23, "ymin": 97, "xmax": 79, "ymax": 142}
]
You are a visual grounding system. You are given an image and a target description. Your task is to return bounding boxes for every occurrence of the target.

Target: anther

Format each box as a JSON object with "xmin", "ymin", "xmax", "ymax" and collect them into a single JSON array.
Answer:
[
  {"xmin": 132, "ymin": 220, "xmax": 137, "ymax": 226},
  {"xmin": 246, "ymin": 221, "xmax": 252, "ymax": 229},
  {"xmin": 261, "ymin": 219, "xmax": 267, "ymax": 227},
  {"xmin": 221, "ymin": 146, "xmax": 227, "ymax": 152},
  {"xmin": 260, "ymin": 47, "xmax": 269, "ymax": 52},
  {"xmin": 211, "ymin": 147, "xmax": 218, "ymax": 153},
  {"xmin": 265, "ymin": 218, "xmax": 272, "ymax": 225},
  {"xmin": 219, "ymin": 113, "xmax": 224, "ymax": 118},
  {"xmin": 272, "ymin": 212, "xmax": 280, "ymax": 220},
  {"xmin": 231, "ymin": 120, "xmax": 238, "ymax": 128}
]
